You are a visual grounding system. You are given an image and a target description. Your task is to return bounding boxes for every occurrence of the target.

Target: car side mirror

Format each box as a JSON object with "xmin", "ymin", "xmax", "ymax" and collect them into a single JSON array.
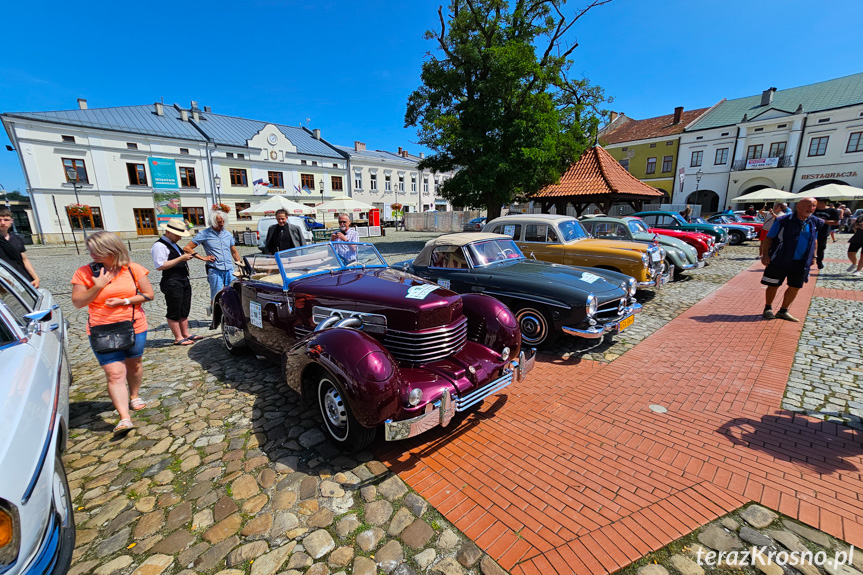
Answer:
[
  {"xmin": 24, "ymin": 308, "xmax": 54, "ymax": 335},
  {"xmin": 402, "ymin": 263, "xmax": 409, "ymax": 271}
]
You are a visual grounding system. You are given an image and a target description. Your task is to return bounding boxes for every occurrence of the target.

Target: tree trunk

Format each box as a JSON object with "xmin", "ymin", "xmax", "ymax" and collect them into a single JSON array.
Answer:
[{"xmin": 486, "ymin": 197, "xmax": 502, "ymax": 220}]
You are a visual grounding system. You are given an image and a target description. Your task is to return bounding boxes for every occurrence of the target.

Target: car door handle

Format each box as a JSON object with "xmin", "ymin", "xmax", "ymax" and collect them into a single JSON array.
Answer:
[
  {"xmin": 49, "ymin": 324, "xmax": 60, "ymax": 331},
  {"xmin": 51, "ymin": 304, "xmax": 60, "ymax": 311}
]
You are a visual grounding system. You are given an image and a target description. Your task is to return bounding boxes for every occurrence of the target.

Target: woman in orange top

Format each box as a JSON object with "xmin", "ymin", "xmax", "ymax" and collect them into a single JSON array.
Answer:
[{"xmin": 72, "ymin": 232, "xmax": 155, "ymax": 433}]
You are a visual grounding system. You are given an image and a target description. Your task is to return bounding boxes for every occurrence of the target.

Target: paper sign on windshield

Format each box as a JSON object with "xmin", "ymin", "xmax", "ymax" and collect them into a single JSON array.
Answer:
[
  {"xmin": 438, "ymin": 279, "xmax": 451, "ymax": 290},
  {"xmin": 503, "ymin": 225, "xmax": 516, "ymax": 238},
  {"xmin": 250, "ymin": 301, "xmax": 263, "ymax": 328},
  {"xmin": 406, "ymin": 285, "xmax": 439, "ymax": 299}
]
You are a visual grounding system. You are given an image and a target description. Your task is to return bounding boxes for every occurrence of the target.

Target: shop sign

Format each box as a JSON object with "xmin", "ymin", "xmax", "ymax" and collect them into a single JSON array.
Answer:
[
  {"xmin": 800, "ymin": 171, "xmax": 858, "ymax": 180},
  {"xmin": 149, "ymin": 157, "xmax": 178, "ymax": 189},
  {"xmin": 747, "ymin": 158, "xmax": 779, "ymax": 169}
]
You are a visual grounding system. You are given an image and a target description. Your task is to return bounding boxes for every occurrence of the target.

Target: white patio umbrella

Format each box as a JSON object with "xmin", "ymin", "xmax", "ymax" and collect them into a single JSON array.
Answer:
[
  {"xmin": 315, "ymin": 196, "xmax": 376, "ymax": 226},
  {"xmin": 240, "ymin": 196, "xmax": 316, "ymax": 216},
  {"xmin": 802, "ymin": 183, "xmax": 863, "ymax": 200},
  {"xmin": 731, "ymin": 188, "xmax": 797, "ymax": 203}
]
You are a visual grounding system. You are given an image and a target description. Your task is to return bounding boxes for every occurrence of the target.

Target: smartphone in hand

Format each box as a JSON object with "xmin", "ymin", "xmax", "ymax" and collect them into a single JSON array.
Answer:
[{"xmin": 89, "ymin": 262, "xmax": 105, "ymax": 276}]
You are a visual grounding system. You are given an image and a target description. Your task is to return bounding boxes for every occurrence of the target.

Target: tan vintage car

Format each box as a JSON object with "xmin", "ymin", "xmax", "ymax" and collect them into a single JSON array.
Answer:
[{"xmin": 483, "ymin": 214, "xmax": 670, "ymax": 288}]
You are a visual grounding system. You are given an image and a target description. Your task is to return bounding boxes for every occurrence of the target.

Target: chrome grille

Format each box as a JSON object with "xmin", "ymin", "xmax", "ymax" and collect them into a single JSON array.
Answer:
[
  {"xmin": 384, "ymin": 316, "xmax": 468, "ymax": 364},
  {"xmin": 595, "ymin": 297, "xmax": 626, "ymax": 321}
]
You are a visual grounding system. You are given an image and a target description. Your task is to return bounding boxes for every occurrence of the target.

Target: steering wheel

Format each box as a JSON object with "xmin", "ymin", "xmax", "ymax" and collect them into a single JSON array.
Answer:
[{"xmin": 501, "ymin": 248, "xmax": 515, "ymax": 258}]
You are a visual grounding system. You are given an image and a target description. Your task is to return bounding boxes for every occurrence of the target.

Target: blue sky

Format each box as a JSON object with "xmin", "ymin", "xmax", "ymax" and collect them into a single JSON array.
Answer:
[{"xmin": 2, "ymin": 0, "xmax": 862, "ymax": 194}]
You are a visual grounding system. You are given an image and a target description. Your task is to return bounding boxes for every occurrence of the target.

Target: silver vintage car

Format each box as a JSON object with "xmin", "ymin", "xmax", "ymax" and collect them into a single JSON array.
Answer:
[{"xmin": 0, "ymin": 259, "xmax": 74, "ymax": 574}]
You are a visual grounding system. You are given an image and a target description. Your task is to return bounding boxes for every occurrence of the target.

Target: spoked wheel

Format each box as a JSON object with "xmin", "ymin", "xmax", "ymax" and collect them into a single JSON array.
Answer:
[
  {"xmin": 729, "ymin": 231, "xmax": 744, "ymax": 245},
  {"xmin": 317, "ymin": 371, "xmax": 376, "ymax": 451},
  {"xmin": 221, "ymin": 317, "xmax": 248, "ymax": 356},
  {"xmin": 515, "ymin": 305, "xmax": 557, "ymax": 348}
]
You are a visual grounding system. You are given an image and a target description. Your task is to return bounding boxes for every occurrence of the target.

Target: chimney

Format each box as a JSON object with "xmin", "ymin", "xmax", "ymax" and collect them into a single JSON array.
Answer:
[
  {"xmin": 313, "ymin": 128, "xmax": 321, "ymax": 140},
  {"xmin": 204, "ymin": 105, "xmax": 212, "ymax": 113},
  {"xmin": 673, "ymin": 106, "xmax": 683, "ymax": 124},
  {"xmin": 154, "ymin": 102, "xmax": 164, "ymax": 116},
  {"xmin": 192, "ymin": 109, "xmax": 200, "ymax": 122},
  {"xmin": 610, "ymin": 111, "xmax": 618, "ymax": 122},
  {"xmin": 420, "ymin": 152, "xmax": 425, "ymax": 159},
  {"xmin": 77, "ymin": 98, "xmax": 88, "ymax": 110},
  {"xmin": 190, "ymin": 100, "xmax": 199, "ymax": 111},
  {"xmin": 354, "ymin": 141, "xmax": 366, "ymax": 151},
  {"xmin": 398, "ymin": 146, "xmax": 403, "ymax": 155},
  {"xmin": 761, "ymin": 87, "xmax": 776, "ymax": 107},
  {"xmin": 180, "ymin": 109, "xmax": 189, "ymax": 122},
  {"xmin": 402, "ymin": 150, "xmax": 409, "ymax": 157}
]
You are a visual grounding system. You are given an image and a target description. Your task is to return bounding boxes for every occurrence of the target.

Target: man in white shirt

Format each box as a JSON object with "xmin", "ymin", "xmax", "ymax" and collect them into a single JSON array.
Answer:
[
  {"xmin": 331, "ymin": 213, "xmax": 360, "ymax": 262},
  {"xmin": 151, "ymin": 219, "xmax": 199, "ymax": 345}
]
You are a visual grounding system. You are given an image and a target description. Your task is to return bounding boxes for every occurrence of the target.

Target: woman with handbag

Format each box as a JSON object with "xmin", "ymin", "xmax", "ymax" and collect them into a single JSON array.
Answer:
[{"xmin": 71, "ymin": 231, "xmax": 155, "ymax": 433}]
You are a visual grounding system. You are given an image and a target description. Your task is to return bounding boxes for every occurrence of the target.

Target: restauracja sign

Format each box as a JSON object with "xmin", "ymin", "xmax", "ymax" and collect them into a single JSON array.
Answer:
[{"xmin": 800, "ymin": 171, "xmax": 858, "ymax": 180}]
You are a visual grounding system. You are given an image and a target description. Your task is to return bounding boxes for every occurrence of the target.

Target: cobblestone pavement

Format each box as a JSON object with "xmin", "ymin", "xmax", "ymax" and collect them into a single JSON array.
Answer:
[
  {"xmin": 618, "ymin": 503, "xmax": 863, "ymax": 575},
  {"xmin": 781, "ymin": 240, "xmax": 863, "ymax": 429},
  {"xmin": 21, "ymin": 233, "xmax": 766, "ymax": 575}
]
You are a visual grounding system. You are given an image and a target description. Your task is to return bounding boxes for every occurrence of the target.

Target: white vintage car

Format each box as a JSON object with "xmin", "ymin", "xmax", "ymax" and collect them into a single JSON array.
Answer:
[{"xmin": 0, "ymin": 259, "xmax": 74, "ymax": 574}]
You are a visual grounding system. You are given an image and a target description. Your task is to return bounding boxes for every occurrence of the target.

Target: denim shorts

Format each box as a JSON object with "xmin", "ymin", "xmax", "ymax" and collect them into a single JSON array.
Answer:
[{"xmin": 89, "ymin": 331, "xmax": 147, "ymax": 366}]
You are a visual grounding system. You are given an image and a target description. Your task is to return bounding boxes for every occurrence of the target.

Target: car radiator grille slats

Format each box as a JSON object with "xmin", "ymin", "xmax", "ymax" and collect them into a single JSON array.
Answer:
[
  {"xmin": 595, "ymin": 298, "xmax": 625, "ymax": 322},
  {"xmin": 384, "ymin": 316, "xmax": 469, "ymax": 364}
]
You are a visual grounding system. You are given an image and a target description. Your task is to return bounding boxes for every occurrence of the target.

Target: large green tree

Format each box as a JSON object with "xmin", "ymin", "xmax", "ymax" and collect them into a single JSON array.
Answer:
[{"xmin": 405, "ymin": 0, "xmax": 610, "ymax": 219}]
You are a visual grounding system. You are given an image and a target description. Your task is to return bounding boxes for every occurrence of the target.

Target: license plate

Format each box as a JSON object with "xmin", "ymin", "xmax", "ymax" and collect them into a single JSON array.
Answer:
[
  {"xmin": 619, "ymin": 315, "xmax": 634, "ymax": 331},
  {"xmin": 650, "ymin": 251, "xmax": 661, "ymax": 262}
]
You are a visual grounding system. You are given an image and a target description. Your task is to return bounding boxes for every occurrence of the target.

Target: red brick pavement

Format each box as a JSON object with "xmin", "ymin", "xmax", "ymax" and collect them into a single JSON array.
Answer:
[{"xmin": 377, "ymin": 263, "xmax": 863, "ymax": 575}]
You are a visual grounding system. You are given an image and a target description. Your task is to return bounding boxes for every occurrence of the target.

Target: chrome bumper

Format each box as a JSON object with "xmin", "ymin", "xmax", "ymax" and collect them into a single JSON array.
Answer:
[
  {"xmin": 561, "ymin": 304, "xmax": 642, "ymax": 340},
  {"xmin": 383, "ymin": 348, "xmax": 536, "ymax": 441},
  {"xmin": 678, "ymin": 261, "xmax": 700, "ymax": 270},
  {"xmin": 638, "ymin": 265, "xmax": 673, "ymax": 288}
]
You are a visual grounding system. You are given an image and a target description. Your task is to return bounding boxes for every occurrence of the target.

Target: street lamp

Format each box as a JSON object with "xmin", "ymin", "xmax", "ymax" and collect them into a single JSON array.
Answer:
[
  {"xmin": 65, "ymin": 167, "xmax": 87, "ymax": 239},
  {"xmin": 695, "ymin": 169, "xmax": 704, "ymax": 191},
  {"xmin": 213, "ymin": 174, "xmax": 222, "ymax": 206}
]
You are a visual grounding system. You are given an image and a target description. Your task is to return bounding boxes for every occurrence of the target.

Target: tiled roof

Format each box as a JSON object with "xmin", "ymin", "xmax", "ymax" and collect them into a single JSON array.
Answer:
[
  {"xmin": 600, "ymin": 108, "xmax": 710, "ymax": 144},
  {"xmin": 688, "ymin": 71, "xmax": 863, "ymax": 131},
  {"xmin": 3, "ymin": 105, "xmax": 207, "ymax": 141},
  {"xmin": 534, "ymin": 145, "xmax": 664, "ymax": 199},
  {"xmin": 2, "ymin": 104, "xmax": 343, "ymax": 157}
]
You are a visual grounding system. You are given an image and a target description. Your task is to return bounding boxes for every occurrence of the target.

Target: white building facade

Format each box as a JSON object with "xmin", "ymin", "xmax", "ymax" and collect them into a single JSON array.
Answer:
[
  {"xmin": 673, "ymin": 73, "xmax": 863, "ymax": 212},
  {"xmin": 2, "ymin": 99, "xmax": 450, "ymax": 242}
]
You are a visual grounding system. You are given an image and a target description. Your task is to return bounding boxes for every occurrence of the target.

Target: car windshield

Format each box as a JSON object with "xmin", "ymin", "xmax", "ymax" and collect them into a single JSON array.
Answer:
[
  {"xmin": 691, "ymin": 217, "xmax": 707, "ymax": 224},
  {"xmin": 255, "ymin": 242, "xmax": 387, "ymax": 285},
  {"xmin": 465, "ymin": 239, "xmax": 524, "ymax": 267},
  {"xmin": 628, "ymin": 220, "xmax": 649, "ymax": 234},
  {"xmin": 558, "ymin": 220, "xmax": 589, "ymax": 242}
]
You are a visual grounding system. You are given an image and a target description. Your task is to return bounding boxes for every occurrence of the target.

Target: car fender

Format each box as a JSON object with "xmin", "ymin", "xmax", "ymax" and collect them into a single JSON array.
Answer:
[
  {"xmin": 285, "ymin": 328, "xmax": 403, "ymax": 428},
  {"xmin": 459, "ymin": 294, "xmax": 521, "ymax": 354},
  {"xmin": 215, "ymin": 286, "xmax": 244, "ymax": 330}
]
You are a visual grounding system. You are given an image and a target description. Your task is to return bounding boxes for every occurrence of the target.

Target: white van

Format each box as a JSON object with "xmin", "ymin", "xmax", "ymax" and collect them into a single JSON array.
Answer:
[{"xmin": 256, "ymin": 216, "xmax": 313, "ymax": 251}]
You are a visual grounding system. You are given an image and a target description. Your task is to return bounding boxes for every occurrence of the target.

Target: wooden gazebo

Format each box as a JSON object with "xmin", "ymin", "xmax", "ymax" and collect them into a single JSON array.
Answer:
[{"xmin": 531, "ymin": 145, "xmax": 664, "ymax": 215}]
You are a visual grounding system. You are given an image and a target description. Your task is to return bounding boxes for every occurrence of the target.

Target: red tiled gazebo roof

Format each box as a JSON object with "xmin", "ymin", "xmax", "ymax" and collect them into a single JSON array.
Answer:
[{"xmin": 534, "ymin": 145, "xmax": 664, "ymax": 200}]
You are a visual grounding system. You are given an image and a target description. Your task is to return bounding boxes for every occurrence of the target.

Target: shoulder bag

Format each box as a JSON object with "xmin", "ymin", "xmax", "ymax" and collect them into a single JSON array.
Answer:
[{"xmin": 89, "ymin": 266, "xmax": 141, "ymax": 353}]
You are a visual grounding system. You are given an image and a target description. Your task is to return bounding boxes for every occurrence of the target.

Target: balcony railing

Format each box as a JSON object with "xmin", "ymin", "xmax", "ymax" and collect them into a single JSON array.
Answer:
[{"xmin": 732, "ymin": 155, "xmax": 794, "ymax": 171}]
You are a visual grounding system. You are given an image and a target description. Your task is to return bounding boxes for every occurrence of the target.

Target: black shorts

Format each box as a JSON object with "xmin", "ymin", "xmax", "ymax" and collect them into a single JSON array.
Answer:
[
  {"xmin": 161, "ymin": 277, "xmax": 192, "ymax": 321},
  {"xmin": 761, "ymin": 261, "xmax": 808, "ymax": 289},
  {"xmin": 849, "ymin": 240, "xmax": 863, "ymax": 254}
]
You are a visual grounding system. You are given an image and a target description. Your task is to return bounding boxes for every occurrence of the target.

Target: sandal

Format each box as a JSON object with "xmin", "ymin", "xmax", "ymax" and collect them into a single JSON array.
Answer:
[
  {"xmin": 113, "ymin": 419, "xmax": 134, "ymax": 434},
  {"xmin": 173, "ymin": 338, "xmax": 195, "ymax": 346},
  {"xmin": 187, "ymin": 335, "xmax": 204, "ymax": 341},
  {"xmin": 130, "ymin": 398, "xmax": 147, "ymax": 410}
]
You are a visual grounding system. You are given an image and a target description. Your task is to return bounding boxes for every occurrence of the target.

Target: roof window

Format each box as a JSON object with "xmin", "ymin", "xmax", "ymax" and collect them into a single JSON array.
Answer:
[
  {"xmin": 696, "ymin": 136, "xmax": 703, "ymax": 140},
  {"xmin": 127, "ymin": 142, "xmax": 138, "ymax": 150},
  {"xmin": 817, "ymin": 118, "xmax": 831, "ymax": 124},
  {"xmin": 666, "ymin": 141, "xmax": 673, "ymax": 146},
  {"xmin": 649, "ymin": 143, "xmax": 656, "ymax": 148},
  {"xmin": 226, "ymin": 152, "xmax": 234, "ymax": 158},
  {"xmin": 237, "ymin": 153, "xmax": 245, "ymax": 159},
  {"xmin": 180, "ymin": 148, "xmax": 189, "ymax": 155},
  {"xmin": 62, "ymin": 135, "xmax": 75, "ymax": 143},
  {"xmin": 777, "ymin": 124, "xmax": 787, "ymax": 129},
  {"xmin": 754, "ymin": 127, "xmax": 764, "ymax": 132},
  {"xmin": 721, "ymin": 132, "xmax": 729, "ymax": 136}
]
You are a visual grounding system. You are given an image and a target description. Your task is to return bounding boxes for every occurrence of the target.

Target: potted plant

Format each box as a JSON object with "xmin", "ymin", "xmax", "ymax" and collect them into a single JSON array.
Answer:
[
  {"xmin": 212, "ymin": 203, "xmax": 231, "ymax": 213},
  {"xmin": 66, "ymin": 203, "xmax": 92, "ymax": 217}
]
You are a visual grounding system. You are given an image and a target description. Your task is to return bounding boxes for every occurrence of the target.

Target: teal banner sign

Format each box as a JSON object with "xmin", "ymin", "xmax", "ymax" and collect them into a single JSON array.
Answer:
[{"xmin": 149, "ymin": 157, "xmax": 178, "ymax": 189}]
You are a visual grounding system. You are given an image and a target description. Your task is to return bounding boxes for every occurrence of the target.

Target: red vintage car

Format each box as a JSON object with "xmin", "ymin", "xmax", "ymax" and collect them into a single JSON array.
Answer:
[
  {"xmin": 647, "ymin": 227, "xmax": 717, "ymax": 260},
  {"xmin": 212, "ymin": 242, "xmax": 535, "ymax": 450}
]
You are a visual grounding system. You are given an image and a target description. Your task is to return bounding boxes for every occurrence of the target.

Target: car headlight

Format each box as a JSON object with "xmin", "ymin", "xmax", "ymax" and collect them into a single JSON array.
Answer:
[
  {"xmin": 0, "ymin": 500, "xmax": 20, "ymax": 568},
  {"xmin": 659, "ymin": 248, "xmax": 666, "ymax": 260},
  {"xmin": 586, "ymin": 294, "xmax": 597, "ymax": 316},
  {"xmin": 408, "ymin": 388, "xmax": 423, "ymax": 407},
  {"xmin": 641, "ymin": 253, "xmax": 649, "ymax": 268},
  {"xmin": 628, "ymin": 277, "xmax": 637, "ymax": 297},
  {"xmin": 500, "ymin": 346, "xmax": 511, "ymax": 362}
]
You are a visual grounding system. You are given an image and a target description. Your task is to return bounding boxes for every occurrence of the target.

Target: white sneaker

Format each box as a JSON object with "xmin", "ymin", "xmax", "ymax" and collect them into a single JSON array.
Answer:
[
  {"xmin": 847, "ymin": 264, "xmax": 857, "ymax": 272},
  {"xmin": 853, "ymin": 271, "xmax": 862, "ymax": 277}
]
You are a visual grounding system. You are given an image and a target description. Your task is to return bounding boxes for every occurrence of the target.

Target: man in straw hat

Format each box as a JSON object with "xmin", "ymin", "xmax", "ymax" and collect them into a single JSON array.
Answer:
[{"xmin": 151, "ymin": 219, "xmax": 201, "ymax": 345}]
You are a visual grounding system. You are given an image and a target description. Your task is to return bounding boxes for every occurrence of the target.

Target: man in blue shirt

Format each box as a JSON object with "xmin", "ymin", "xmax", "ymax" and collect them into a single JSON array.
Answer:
[
  {"xmin": 760, "ymin": 197, "xmax": 822, "ymax": 322},
  {"xmin": 184, "ymin": 210, "xmax": 242, "ymax": 313}
]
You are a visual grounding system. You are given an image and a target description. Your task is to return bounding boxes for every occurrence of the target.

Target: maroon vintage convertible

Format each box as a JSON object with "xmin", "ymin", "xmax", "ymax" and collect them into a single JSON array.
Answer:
[{"xmin": 212, "ymin": 242, "xmax": 535, "ymax": 450}]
